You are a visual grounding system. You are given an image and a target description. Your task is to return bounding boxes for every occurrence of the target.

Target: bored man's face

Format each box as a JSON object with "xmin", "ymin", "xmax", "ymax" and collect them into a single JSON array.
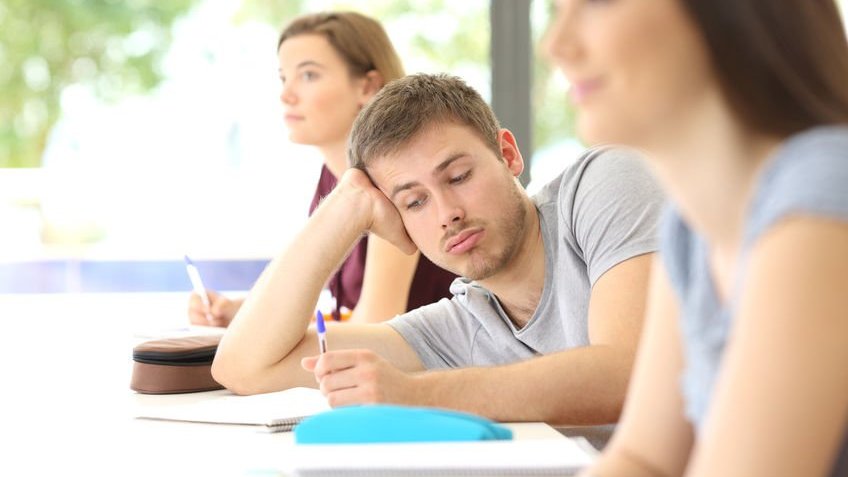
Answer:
[{"xmin": 369, "ymin": 123, "xmax": 528, "ymax": 281}]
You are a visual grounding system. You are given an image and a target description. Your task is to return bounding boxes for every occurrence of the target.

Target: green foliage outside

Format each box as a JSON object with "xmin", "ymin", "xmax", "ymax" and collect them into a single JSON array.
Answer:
[
  {"xmin": 531, "ymin": 0, "xmax": 577, "ymax": 152},
  {"xmin": 0, "ymin": 0, "xmax": 197, "ymax": 168},
  {"xmin": 532, "ymin": 47, "xmax": 575, "ymax": 152},
  {"xmin": 1, "ymin": 0, "xmax": 573, "ymax": 168}
]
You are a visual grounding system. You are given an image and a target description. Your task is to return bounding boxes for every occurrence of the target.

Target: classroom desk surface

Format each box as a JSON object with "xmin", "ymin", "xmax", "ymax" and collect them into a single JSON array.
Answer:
[{"xmin": 0, "ymin": 292, "xmax": 605, "ymax": 476}]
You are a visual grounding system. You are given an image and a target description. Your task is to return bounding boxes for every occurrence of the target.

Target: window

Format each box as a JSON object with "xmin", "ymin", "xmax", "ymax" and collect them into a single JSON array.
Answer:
[{"xmin": 0, "ymin": 0, "xmax": 489, "ymax": 292}]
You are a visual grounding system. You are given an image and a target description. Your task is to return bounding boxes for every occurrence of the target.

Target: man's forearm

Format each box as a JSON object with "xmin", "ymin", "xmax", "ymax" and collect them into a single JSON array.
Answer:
[
  {"xmin": 413, "ymin": 345, "xmax": 633, "ymax": 425},
  {"xmin": 213, "ymin": 185, "xmax": 372, "ymax": 393}
]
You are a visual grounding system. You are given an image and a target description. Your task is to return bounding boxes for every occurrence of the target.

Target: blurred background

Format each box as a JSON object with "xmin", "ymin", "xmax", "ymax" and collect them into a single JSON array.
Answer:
[{"xmin": 3, "ymin": 0, "xmax": 845, "ymax": 293}]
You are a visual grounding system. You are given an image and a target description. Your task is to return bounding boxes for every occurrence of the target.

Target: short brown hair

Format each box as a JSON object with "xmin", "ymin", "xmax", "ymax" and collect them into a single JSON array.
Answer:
[
  {"xmin": 349, "ymin": 74, "xmax": 501, "ymax": 169},
  {"xmin": 278, "ymin": 12, "xmax": 404, "ymax": 84},
  {"xmin": 680, "ymin": 0, "xmax": 848, "ymax": 136}
]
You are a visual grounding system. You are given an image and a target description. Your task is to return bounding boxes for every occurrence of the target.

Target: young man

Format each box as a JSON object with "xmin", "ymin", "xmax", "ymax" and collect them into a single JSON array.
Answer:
[{"xmin": 213, "ymin": 74, "xmax": 664, "ymax": 425}]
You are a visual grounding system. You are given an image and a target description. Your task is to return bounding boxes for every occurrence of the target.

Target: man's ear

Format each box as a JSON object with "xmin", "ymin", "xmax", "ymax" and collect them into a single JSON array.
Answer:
[
  {"xmin": 497, "ymin": 129, "xmax": 525, "ymax": 178},
  {"xmin": 359, "ymin": 70, "xmax": 385, "ymax": 106}
]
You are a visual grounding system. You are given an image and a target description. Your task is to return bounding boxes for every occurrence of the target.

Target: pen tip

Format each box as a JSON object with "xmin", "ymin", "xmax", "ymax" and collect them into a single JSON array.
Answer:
[
  {"xmin": 184, "ymin": 255, "xmax": 193, "ymax": 265},
  {"xmin": 315, "ymin": 311, "xmax": 326, "ymax": 333}
]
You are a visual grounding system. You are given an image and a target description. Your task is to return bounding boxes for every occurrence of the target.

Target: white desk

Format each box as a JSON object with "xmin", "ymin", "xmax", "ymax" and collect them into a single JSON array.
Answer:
[
  {"xmin": 131, "ymin": 406, "xmax": 569, "ymax": 477},
  {"xmin": 0, "ymin": 293, "xmax": 585, "ymax": 476}
]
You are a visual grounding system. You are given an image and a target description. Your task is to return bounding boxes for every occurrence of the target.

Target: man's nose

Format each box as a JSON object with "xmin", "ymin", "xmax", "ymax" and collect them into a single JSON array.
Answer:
[{"xmin": 438, "ymin": 194, "xmax": 465, "ymax": 230}]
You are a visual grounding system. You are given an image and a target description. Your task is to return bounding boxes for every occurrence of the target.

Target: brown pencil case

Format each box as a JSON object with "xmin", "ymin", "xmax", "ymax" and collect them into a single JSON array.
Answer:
[{"xmin": 131, "ymin": 335, "xmax": 224, "ymax": 394}]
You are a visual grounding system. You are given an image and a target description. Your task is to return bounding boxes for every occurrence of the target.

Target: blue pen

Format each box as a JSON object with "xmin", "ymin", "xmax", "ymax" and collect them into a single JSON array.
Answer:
[{"xmin": 316, "ymin": 310, "xmax": 328, "ymax": 354}]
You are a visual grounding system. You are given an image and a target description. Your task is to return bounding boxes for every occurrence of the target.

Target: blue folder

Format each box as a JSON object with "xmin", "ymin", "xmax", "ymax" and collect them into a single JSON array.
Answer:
[{"xmin": 294, "ymin": 404, "xmax": 513, "ymax": 444}]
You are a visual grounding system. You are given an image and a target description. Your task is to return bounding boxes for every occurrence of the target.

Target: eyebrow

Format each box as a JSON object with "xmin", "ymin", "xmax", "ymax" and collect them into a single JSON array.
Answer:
[
  {"xmin": 389, "ymin": 153, "xmax": 468, "ymax": 201},
  {"xmin": 296, "ymin": 60, "xmax": 325, "ymax": 70},
  {"xmin": 277, "ymin": 60, "xmax": 326, "ymax": 73}
]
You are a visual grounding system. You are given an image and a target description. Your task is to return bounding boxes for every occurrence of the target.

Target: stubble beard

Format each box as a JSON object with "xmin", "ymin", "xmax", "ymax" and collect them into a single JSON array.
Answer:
[{"xmin": 461, "ymin": 186, "xmax": 529, "ymax": 281}]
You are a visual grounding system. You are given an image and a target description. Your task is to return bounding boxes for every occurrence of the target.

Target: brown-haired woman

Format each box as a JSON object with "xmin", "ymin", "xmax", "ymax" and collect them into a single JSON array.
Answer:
[
  {"xmin": 189, "ymin": 12, "xmax": 456, "ymax": 327},
  {"xmin": 545, "ymin": 0, "xmax": 848, "ymax": 476}
]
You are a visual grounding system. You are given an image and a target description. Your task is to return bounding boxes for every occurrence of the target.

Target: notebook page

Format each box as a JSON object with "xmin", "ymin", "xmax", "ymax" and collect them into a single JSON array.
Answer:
[{"xmin": 134, "ymin": 387, "xmax": 330, "ymax": 427}]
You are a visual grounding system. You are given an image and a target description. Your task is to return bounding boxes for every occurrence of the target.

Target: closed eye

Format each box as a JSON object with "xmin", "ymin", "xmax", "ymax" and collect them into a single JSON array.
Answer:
[
  {"xmin": 449, "ymin": 170, "xmax": 471, "ymax": 185},
  {"xmin": 405, "ymin": 196, "xmax": 428, "ymax": 210}
]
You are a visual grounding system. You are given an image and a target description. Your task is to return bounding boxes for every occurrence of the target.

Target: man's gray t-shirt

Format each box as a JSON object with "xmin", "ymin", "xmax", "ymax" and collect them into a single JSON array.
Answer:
[
  {"xmin": 660, "ymin": 126, "xmax": 848, "ymax": 476},
  {"xmin": 386, "ymin": 147, "xmax": 664, "ymax": 368}
]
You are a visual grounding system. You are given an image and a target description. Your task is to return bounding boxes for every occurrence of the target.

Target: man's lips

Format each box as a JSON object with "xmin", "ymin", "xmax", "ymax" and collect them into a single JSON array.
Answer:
[{"xmin": 444, "ymin": 228, "xmax": 484, "ymax": 254}]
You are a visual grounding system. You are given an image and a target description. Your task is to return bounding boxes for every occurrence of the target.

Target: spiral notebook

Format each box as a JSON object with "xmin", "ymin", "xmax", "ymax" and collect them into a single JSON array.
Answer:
[{"xmin": 134, "ymin": 387, "xmax": 330, "ymax": 432}]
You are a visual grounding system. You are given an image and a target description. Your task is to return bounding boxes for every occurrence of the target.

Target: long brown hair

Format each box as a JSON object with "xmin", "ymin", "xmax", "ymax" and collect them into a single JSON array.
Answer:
[
  {"xmin": 277, "ymin": 11, "xmax": 404, "ymax": 84},
  {"xmin": 680, "ymin": 0, "xmax": 848, "ymax": 137}
]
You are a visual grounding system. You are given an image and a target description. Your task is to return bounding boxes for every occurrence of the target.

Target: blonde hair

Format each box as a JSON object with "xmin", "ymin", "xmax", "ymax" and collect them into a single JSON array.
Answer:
[{"xmin": 278, "ymin": 11, "xmax": 404, "ymax": 84}]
